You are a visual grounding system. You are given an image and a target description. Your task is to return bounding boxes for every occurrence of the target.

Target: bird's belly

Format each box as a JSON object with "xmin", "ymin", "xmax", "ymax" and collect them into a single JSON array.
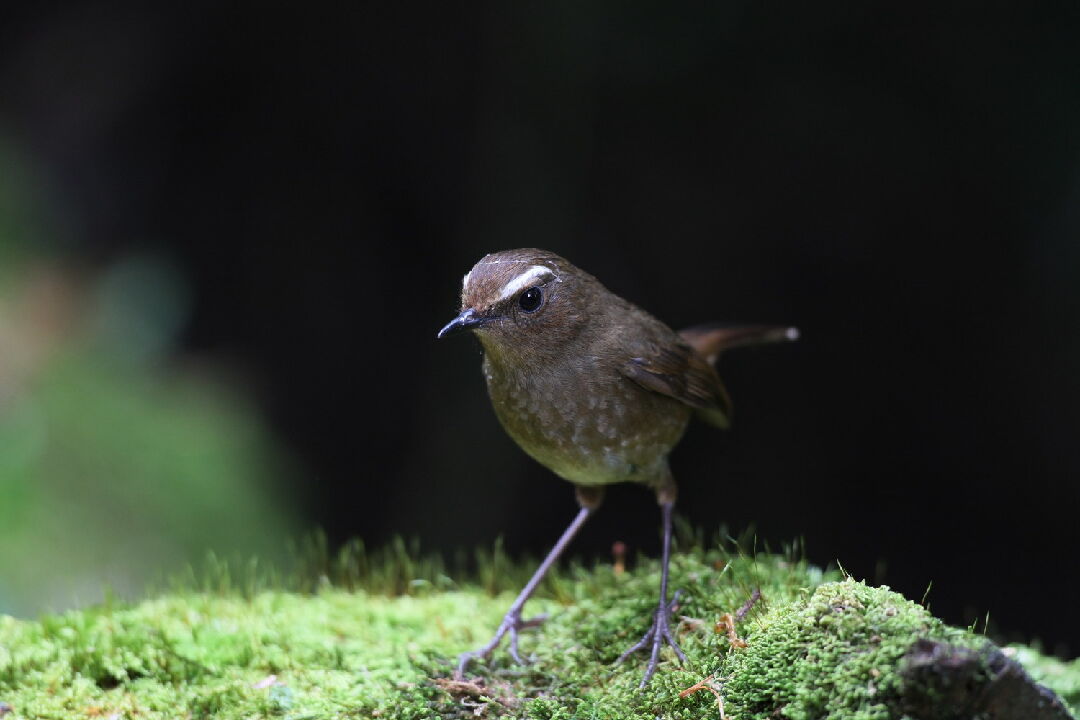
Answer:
[
  {"xmin": 485, "ymin": 365, "xmax": 691, "ymax": 486},
  {"xmin": 520, "ymin": 423, "xmax": 685, "ymax": 487}
]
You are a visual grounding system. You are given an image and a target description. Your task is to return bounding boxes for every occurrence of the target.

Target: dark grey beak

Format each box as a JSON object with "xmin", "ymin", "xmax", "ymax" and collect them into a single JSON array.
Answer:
[{"xmin": 437, "ymin": 308, "xmax": 487, "ymax": 339}]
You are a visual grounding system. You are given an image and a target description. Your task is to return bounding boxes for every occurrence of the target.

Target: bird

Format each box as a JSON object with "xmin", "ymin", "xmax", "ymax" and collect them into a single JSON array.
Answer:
[{"xmin": 437, "ymin": 248, "xmax": 796, "ymax": 687}]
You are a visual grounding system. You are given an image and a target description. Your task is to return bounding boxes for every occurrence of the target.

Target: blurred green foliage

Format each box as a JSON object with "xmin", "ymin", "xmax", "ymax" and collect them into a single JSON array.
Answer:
[{"xmin": 0, "ymin": 134, "xmax": 302, "ymax": 617}]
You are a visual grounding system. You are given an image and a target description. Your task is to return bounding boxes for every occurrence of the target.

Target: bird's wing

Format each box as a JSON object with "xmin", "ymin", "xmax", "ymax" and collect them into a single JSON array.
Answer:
[{"xmin": 620, "ymin": 340, "xmax": 732, "ymax": 429}]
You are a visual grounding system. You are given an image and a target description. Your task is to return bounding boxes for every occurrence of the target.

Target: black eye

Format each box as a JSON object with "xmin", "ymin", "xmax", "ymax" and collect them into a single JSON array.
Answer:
[{"xmin": 518, "ymin": 286, "xmax": 543, "ymax": 313}]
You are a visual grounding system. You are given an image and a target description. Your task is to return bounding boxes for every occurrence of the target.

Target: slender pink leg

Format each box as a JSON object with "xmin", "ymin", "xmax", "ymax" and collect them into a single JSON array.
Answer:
[{"xmin": 455, "ymin": 505, "xmax": 594, "ymax": 678}]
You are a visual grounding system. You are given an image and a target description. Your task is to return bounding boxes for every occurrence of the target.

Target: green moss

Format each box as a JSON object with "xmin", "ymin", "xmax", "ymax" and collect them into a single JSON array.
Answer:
[
  {"xmin": 414, "ymin": 547, "xmax": 834, "ymax": 720},
  {"xmin": 720, "ymin": 580, "xmax": 971, "ymax": 719},
  {"xmin": 0, "ymin": 591, "xmax": 490, "ymax": 719},
  {"xmin": 0, "ymin": 545, "xmax": 1075, "ymax": 719}
]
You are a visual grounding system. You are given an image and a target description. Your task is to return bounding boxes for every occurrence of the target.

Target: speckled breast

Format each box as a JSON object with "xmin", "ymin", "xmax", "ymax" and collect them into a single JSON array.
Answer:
[{"xmin": 481, "ymin": 354, "xmax": 691, "ymax": 487}]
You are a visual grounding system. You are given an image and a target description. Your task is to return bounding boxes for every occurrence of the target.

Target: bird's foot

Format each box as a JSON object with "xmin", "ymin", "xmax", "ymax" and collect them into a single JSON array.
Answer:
[
  {"xmin": 615, "ymin": 589, "xmax": 687, "ymax": 688},
  {"xmin": 454, "ymin": 608, "xmax": 548, "ymax": 679}
]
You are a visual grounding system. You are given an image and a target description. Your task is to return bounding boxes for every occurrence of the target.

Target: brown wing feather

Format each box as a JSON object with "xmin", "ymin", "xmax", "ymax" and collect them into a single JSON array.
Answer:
[{"xmin": 621, "ymin": 341, "xmax": 732, "ymax": 429}]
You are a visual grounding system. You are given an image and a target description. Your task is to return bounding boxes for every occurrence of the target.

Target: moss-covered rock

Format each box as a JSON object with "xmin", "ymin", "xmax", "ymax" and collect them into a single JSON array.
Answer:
[
  {"xmin": 0, "ymin": 546, "xmax": 1075, "ymax": 719},
  {"xmin": 722, "ymin": 580, "xmax": 1074, "ymax": 719}
]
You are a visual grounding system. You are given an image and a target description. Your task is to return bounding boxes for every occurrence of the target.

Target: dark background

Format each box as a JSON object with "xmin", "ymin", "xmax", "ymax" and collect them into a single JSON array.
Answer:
[{"xmin": 2, "ymin": 2, "xmax": 1078, "ymax": 653}]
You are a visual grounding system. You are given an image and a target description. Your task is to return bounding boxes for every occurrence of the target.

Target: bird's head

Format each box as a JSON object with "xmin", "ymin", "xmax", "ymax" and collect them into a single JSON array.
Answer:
[{"xmin": 437, "ymin": 248, "xmax": 597, "ymax": 360}]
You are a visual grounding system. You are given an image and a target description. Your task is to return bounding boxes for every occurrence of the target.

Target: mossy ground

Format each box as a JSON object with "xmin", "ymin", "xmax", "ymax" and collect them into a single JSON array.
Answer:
[{"xmin": 0, "ymin": 540, "xmax": 1076, "ymax": 719}]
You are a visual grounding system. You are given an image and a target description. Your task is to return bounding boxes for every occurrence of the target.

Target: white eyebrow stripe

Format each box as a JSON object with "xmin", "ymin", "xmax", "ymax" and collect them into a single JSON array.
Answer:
[{"xmin": 498, "ymin": 265, "xmax": 555, "ymax": 300}]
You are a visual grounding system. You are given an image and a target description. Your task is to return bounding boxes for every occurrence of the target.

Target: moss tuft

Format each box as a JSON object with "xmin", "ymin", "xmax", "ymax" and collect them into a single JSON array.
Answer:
[{"xmin": 721, "ymin": 579, "xmax": 973, "ymax": 719}]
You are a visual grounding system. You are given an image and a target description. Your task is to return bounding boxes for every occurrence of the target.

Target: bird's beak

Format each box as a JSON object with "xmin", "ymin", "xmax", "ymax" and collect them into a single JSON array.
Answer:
[{"xmin": 437, "ymin": 308, "xmax": 487, "ymax": 339}]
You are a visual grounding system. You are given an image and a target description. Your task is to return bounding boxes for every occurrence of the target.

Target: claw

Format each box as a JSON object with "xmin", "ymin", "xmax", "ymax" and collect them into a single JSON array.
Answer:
[
  {"xmin": 615, "ymin": 589, "xmax": 688, "ymax": 688},
  {"xmin": 507, "ymin": 621, "xmax": 527, "ymax": 665},
  {"xmin": 455, "ymin": 610, "xmax": 547, "ymax": 679}
]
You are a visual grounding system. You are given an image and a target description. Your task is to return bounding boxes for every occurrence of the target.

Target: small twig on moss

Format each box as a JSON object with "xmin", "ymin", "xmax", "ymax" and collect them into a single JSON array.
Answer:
[
  {"xmin": 677, "ymin": 615, "xmax": 708, "ymax": 633},
  {"xmin": 715, "ymin": 587, "xmax": 761, "ymax": 649},
  {"xmin": 715, "ymin": 613, "xmax": 747, "ymax": 649},
  {"xmin": 612, "ymin": 541, "xmax": 627, "ymax": 576},
  {"xmin": 433, "ymin": 677, "xmax": 487, "ymax": 699},
  {"xmin": 679, "ymin": 674, "xmax": 727, "ymax": 719},
  {"xmin": 735, "ymin": 587, "xmax": 761, "ymax": 620},
  {"xmin": 433, "ymin": 677, "xmax": 521, "ymax": 713}
]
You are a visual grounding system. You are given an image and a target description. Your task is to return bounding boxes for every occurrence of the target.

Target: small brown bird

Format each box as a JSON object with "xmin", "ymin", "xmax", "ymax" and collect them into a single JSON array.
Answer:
[{"xmin": 438, "ymin": 248, "xmax": 796, "ymax": 687}]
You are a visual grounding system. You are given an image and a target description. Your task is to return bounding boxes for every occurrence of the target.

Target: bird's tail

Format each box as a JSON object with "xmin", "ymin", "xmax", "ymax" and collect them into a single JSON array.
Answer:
[{"xmin": 678, "ymin": 324, "xmax": 799, "ymax": 365}]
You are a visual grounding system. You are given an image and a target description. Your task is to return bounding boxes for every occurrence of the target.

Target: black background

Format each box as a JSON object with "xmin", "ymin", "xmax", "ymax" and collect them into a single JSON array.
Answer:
[{"xmin": 2, "ymin": 2, "xmax": 1078, "ymax": 654}]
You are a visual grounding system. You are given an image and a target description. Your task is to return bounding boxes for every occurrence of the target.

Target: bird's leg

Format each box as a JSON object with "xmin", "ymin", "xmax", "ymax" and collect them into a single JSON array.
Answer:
[
  {"xmin": 616, "ymin": 494, "xmax": 686, "ymax": 688},
  {"xmin": 455, "ymin": 492, "xmax": 600, "ymax": 679}
]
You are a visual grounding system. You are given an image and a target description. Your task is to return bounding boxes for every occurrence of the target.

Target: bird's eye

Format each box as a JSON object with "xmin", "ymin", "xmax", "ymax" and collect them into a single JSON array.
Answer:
[{"xmin": 518, "ymin": 286, "xmax": 543, "ymax": 313}]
